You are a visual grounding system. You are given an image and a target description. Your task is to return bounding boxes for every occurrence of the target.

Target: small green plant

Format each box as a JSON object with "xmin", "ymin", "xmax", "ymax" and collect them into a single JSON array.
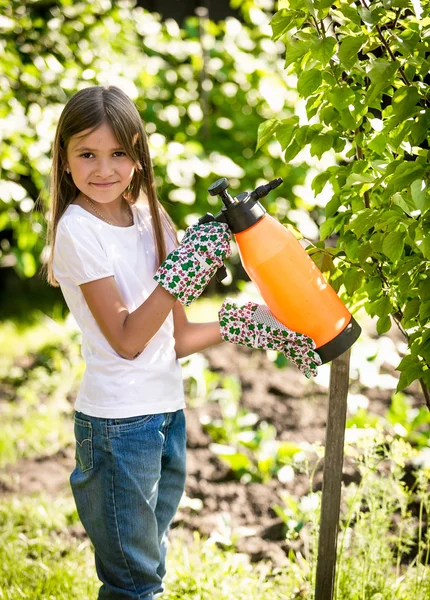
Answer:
[
  {"xmin": 346, "ymin": 391, "xmax": 430, "ymax": 449},
  {"xmin": 336, "ymin": 432, "xmax": 430, "ymax": 599},
  {"xmin": 385, "ymin": 391, "xmax": 430, "ymax": 448},
  {"xmin": 272, "ymin": 430, "xmax": 430, "ymax": 599},
  {"xmin": 200, "ymin": 374, "xmax": 304, "ymax": 482},
  {"xmin": 0, "ymin": 318, "xmax": 82, "ymax": 467}
]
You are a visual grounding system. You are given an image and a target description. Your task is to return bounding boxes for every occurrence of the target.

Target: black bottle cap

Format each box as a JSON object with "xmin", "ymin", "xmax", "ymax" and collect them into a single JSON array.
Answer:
[{"xmin": 220, "ymin": 192, "xmax": 266, "ymax": 233}]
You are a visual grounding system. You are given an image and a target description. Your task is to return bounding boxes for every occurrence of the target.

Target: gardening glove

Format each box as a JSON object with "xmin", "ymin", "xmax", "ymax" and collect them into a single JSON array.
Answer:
[
  {"xmin": 154, "ymin": 221, "xmax": 231, "ymax": 306},
  {"xmin": 218, "ymin": 299, "xmax": 322, "ymax": 378}
]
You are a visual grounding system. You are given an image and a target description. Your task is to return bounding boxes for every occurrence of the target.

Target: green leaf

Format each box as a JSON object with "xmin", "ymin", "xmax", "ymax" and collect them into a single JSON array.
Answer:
[
  {"xmin": 276, "ymin": 117, "xmax": 299, "ymax": 150},
  {"xmin": 364, "ymin": 277, "xmax": 383, "ymax": 299},
  {"xmin": 271, "ymin": 10, "xmax": 304, "ymax": 40},
  {"xmin": 306, "ymin": 93, "xmax": 325, "ymax": 119},
  {"xmin": 392, "ymin": 192, "xmax": 417, "ymax": 216},
  {"xmin": 411, "ymin": 179, "xmax": 428, "ymax": 213},
  {"xmin": 385, "ymin": 162, "xmax": 425, "ymax": 198},
  {"xmin": 295, "ymin": 124, "xmax": 323, "ymax": 145},
  {"xmin": 348, "ymin": 209, "xmax": 378, "ymax": 237},
  {"xmin": 312, "ymin": 37, "xmax": 336, "ymax": 66},
  {"xmin": 325, "ymin": 195, "xmax": 341, "ymax": 217},
  {"xmin": 356, "ymin": 242, "xmax": 373, "ymax": 263},
  {"xmin": 297, "ymin": 68, "xmax": 323, "ymax": 98},
  {"xmin": 328, "ymin": 86, "xmax": 355, "ymax": 112},
  {"xmin": 382, "ymin": 230, "xmax": 404, "ymax": 263},
  {"xmin": 312, "ymin": 170, "xmax": 332, "ymax": 195},
  {"xmin": 344, "ymin": 267, "xmax": 364, "ymax": 295},
  {"xmin": 310, "ymin": 249, "xmax": 336, "ymax": 274},
  {"xmin": 358, "ymin": 5, "xmax": 385, "ymax": 25},
  {"xmin": 415, "ymin": 225, "xmax": 430, "ymax": 260},
  {"xmin": 366, "ymin": 60, "xmax": 399, "ymax": 104},
  {"xmin": 377, "ymin": 314, "xmax": 392, "ymax": 334},
  {"xmin": 402, "ymin": 298, "xmax": 420, "ymax": 328},
  {"xmin": 368, "ymin": 132, "xmax": 389, "ymax": 154},
  {"xmin": 420, "ymin": 300, "xmax": 430, "ymax": 323},
  {"xmin": 285, "ymin": 39, "xmax": 311, "ymax": 68},
  {"xmin": 319, "ymin": 217, "xmax": 338, "ymax": 241},
  {"xmin": 370, "ymin": 295, "xmax": 391, "ymax": 318},
  {"xmin": 338, "ymin": 5, "xmax": 362, "ymax": 25},
  {"xmin": 279, "ymin": 0, "xmax": 305, "ymax": 9},
  {"xmin": 256, "ymin": 118, "xmax": 280, "ymax": 151},
  {"xmin": 387, "ymin": 86, "xmax": 421, "ymax": 131},
  {"xmin": 396, "ymin": 355, "xmax": 424, "ymax": 391},
  {"xmin": 310, "ymin": 133, "xmax": 334, "ymax": 158},
  {"xmin": 419, "ymin": 279, "xmax": 430, "ymax": 301},
  {"xmin": 284, "ymin": 139, "xmax": 302, "ymax": 161},
  {"xmin": 338, "ymin": 35, "xmax": 366, "ymax": 69},
  {"xmin": 340, "ymin": 108, "xmax": 357, "ymax": 130},
  {"xmin": 346, "ymin": 173, "xmax": 375, "ymax": 186},
  {"xmin": 410, "ymin": 110, "xmax": 430, "ymax": 145}
]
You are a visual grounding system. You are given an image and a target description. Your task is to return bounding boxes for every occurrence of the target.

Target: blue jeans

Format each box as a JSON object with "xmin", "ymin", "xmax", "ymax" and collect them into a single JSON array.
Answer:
[{"xmin": 70, "ymin": 410, "xmax": 187, "ymax": 600}]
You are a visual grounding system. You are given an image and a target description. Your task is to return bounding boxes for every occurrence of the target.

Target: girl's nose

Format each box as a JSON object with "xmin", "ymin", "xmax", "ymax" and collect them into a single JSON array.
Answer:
[{"xmin": 95, "ymin": 160, "xmax": 115, "ymax": 177}]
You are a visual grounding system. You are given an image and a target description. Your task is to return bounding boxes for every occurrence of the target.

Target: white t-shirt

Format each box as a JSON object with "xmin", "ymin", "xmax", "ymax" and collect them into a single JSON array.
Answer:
[{"xmin": 53, "ymin": 202, "xmax": 185, "ymax": 418}]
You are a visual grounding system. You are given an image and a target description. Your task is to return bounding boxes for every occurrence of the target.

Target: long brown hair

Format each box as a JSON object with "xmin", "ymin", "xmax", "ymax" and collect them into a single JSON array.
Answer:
[{"xmin": 43, "ymin": 85, "xmax": 176, "ymax": 287}]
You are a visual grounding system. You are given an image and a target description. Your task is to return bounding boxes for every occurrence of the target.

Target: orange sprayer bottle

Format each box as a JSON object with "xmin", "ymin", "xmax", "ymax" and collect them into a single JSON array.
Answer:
[{"xmin": 200, "ymin": 177, "xmax": 361, "ymax": 364}]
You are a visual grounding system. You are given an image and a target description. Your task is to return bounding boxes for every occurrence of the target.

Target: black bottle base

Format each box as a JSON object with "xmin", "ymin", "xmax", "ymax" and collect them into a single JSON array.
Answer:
[{"xmin": 316, "ymin": 317, "xmax": 362, "ymax": 364}]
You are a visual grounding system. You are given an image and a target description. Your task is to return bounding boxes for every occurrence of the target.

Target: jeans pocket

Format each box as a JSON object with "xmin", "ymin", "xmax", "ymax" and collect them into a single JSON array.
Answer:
[
  {"xmin": 74, "ymin": 416, "xmax": 93, "ymax": 472},
  {"xmin": 107, "ymin": 413, "xmax": 159, "ymax": 435}
]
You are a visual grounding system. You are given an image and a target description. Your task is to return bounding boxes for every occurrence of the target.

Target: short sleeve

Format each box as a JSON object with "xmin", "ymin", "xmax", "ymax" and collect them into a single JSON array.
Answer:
[{"xmin": 53, "ymin": 217, "xmax": 115, "ymax": 286}]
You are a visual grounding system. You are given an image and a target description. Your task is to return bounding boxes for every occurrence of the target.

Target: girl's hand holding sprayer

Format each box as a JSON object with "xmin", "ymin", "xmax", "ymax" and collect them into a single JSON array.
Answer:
[
  {"xmin": 218, "ymin": 300, "xmax": 321, "ymax": 378},
  {"xmin": 154, "ymin": 221, "xmax": 321, "ymax": 378},
  {"xmin": 154, "ymin": 221, "xmax": 232, "ymax": 305}
]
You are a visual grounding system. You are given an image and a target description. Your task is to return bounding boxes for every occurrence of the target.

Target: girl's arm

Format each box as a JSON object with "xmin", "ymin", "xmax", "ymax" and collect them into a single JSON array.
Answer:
[
  {"xmin": 80, "ymin": 276, "xmax": 176, "ymax": 360},
  {"xmin": 79, "ymin": 221, "xmax": 231, "ymax": 360},
  {"xmin": 172, "ymin": 302, "xmax": 224, "ymax": 359}
]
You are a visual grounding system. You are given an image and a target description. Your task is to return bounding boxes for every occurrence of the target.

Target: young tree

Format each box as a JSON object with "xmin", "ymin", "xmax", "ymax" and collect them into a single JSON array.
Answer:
[{"xmin": 259, "ymin": 0, "xmax": 429, "ymax": 406}]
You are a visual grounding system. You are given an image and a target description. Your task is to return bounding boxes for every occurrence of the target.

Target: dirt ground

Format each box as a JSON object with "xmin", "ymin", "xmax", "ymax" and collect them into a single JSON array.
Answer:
[{"xmin": 0, "ymin": 339, "xmax": 426, "ymax": 567}]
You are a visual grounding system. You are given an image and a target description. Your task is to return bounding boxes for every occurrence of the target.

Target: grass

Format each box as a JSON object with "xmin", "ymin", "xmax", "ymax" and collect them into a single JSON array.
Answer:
[
  {"xmin": 0, "ymin": 469, "xmax": 428, "ymax": 600},
  {"xmin": 0, "ymin": 494, "xmax": 304, "ymax": 600}
]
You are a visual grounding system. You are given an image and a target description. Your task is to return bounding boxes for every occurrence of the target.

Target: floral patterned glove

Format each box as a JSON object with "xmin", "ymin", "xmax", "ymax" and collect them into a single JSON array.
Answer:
[
  {"xmin": 154, "ymin": 222, "xmax": 231, "ymax": 306},
  {"xmin": 218, "ymin": 299, "xmax": 322, "ymax": 378}
]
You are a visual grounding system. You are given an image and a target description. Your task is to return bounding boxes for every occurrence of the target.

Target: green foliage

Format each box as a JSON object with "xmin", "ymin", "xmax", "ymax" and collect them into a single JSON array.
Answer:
[
  {"xmin": 336, "ymin": 432, "xmax": 430, "ymax": 599},
  {"xmin": 274, "ymin": 431, "xmax": 430, "ymax": 600},
  {"xmin": 260, "ymin": 0, "xmax": 430, "ymax": 394}
]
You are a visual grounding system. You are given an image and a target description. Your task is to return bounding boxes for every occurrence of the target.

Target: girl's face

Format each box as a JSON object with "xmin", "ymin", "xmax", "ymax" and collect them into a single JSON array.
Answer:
[{"xmin": 66, "ymin": 122, "xmax": 136, "ymax": 204}]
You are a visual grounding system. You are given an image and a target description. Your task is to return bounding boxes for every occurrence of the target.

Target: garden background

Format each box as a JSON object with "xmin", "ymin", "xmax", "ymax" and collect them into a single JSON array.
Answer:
[{"xmin": 0, "ymin": 0, "xmax": 429, "ymax": 598}]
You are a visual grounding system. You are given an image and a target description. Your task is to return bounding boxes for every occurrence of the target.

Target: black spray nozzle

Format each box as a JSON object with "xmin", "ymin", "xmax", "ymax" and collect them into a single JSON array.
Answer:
[{"xmin": 249, "ymin": 178, "xmax": 283, "ymax": 201}]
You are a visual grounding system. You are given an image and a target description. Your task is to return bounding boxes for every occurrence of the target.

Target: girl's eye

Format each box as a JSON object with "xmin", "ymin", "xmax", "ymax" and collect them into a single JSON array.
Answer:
[{"xmin": 79, "ymin": 152, "xmax": 127, "ymax": 158}]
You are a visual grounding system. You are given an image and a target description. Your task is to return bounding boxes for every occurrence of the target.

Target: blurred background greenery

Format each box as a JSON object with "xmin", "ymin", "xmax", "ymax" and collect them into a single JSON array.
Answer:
[{"xmin": 0, "ymin": 0, "xmax": 328, "ymax": 321}]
